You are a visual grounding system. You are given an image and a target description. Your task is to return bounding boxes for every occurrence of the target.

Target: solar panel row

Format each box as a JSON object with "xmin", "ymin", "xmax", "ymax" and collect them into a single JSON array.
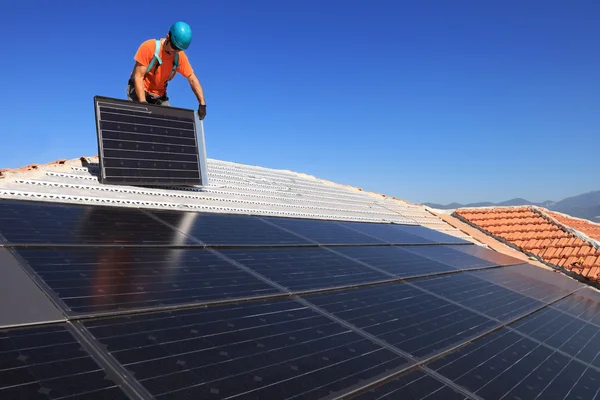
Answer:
[
  {"xmin": 0, "ymin": 200, "xmax": 470, "ymax": 246},
  {"xmin": 0, "ymin": 198, "xmax": 596, "ymax": 399}
]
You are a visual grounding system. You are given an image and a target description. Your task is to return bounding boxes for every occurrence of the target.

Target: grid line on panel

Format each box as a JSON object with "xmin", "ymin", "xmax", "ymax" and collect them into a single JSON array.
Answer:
[
  {"xmin": 428, "ymin": 321, "xmax": 600, "ymax": 400},
  {"xmin": 505, "ymin": 326, "xmax": 600, "ymax": 375},
  {"xmin": 299, "ymin": 280, "xmax": 584, "ymax": 399},
  {"xmin": 7, "ymin": 243, "xmax": 580, "ymax": 399},
  {"xmin": 295, "ymin": 296, "xmax": 480, "ymax": 400},
  {"xmin": 8, "ymin": 244, "xmax": 535, "ymax": 322},
  {"xmin": 346, "ymin": 366, "xmax": 473, "ymax": 400},
  {"xmin": 5, "ymin": 247, "xmax": 73, "ymax": 317},
  {"xmin": 77, "ymin": 298, "xmax": 412, "ymax": 400},
  {"xmin": 0, "ymin": 322, "xmax": 137, "ymax": 399},
  {"xmin": 68, "ymin": 322, "xmax": 153, "ymax": 400}
]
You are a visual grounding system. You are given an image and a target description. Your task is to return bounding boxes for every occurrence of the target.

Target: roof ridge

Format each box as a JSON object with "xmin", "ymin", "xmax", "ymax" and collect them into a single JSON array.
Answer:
[
  {"xmin": 545, "ymin": 208, "xmax": 600, "ymax": 227},
  {"xmin": 535, "ymin": 206, "xmax": 600, "ymax": 249},
  {"xmin": 1, "ymin": 155, "xmax": 418, "ymax": 206}
]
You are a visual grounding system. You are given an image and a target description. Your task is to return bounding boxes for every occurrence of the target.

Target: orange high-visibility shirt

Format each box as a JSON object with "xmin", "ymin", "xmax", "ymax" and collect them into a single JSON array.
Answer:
[{"xmin": 133, "ymin": 39, "xmax": 194, "ymax": 96}]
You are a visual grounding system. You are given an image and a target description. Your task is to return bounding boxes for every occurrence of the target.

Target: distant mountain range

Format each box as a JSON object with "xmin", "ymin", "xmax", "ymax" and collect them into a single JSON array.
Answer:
[{"xmin": 423, "ymin": 190, "xmax": 600, "ymax": 223}]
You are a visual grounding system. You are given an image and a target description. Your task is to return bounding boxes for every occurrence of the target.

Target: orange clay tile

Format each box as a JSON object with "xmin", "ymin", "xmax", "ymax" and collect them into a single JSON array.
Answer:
[
  {"xmin": 0, "ymin": 158, "xmax": 70, "ymax": 177},
  {"xmin": 454, "ymin": 206, "xmax": 600, "ymax": 282},
  {"xmin": 546, "ymin": 210, "xmax": 600, "ymax": 242}
]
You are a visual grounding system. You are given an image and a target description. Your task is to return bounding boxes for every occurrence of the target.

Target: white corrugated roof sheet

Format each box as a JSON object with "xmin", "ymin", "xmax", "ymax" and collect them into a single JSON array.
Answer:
[{"xmin": 0, "ymin": 156, "xmax": 473, "ymax": 241}]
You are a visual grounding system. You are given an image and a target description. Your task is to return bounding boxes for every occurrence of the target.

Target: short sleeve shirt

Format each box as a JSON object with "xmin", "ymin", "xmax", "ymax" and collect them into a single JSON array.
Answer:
[{"xmin": 134, "ymin": 39, "xmax": 194, "ymax": 96}]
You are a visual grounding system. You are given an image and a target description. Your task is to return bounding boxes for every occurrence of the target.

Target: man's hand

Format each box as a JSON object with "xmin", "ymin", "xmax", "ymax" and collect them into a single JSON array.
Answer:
[{"xmin": 198, "ymin": 104, "xmax": 206, "ymax": 120}]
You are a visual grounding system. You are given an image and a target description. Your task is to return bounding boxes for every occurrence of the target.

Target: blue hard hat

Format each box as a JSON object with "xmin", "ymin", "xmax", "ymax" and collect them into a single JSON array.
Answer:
[{"xmin": 169, "ymin": 21, "xmax": 192, "ymax": 50}]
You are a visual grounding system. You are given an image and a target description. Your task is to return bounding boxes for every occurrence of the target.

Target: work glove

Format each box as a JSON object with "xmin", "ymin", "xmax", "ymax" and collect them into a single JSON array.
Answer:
[{"xmin": 198, "ymin": 104, "xmax": 207, "ymax": 120}]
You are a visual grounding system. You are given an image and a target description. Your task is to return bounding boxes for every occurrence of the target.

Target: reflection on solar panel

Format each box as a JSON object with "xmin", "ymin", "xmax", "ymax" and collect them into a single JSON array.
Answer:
[
  {"xmin": 403, "ymin": 245, "xmax": 498, "ymax": 270},
  {"xmin": 14, "ymin": 247, "xmax": 282, "ymax": 315},
  {"xmin": 0, "ymin": 200, "xmax": 192, "ymax": 245},
  {"xmin": 0, "ymin": 197, "xmax": 594, "ymax": 399},
  {"xmin": 449, "ymin": 243, "xmax": 523, "ymax": 266},
  {"xmin": 94, "ymin": 96, "xmax": 205, "ymax": 186},
  {"xmin": 149, "ymin": 211, "xmax": 311, "ymax": 246},
  {"xmin": 392, "ymin": 224, "xmax": 471, "ymax": 244}
]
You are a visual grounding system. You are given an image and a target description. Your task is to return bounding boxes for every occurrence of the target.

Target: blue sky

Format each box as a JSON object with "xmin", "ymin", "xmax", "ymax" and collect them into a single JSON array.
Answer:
[{"xmin": 2, "ymin": 0, "xmax": 598, "ymax": 204}]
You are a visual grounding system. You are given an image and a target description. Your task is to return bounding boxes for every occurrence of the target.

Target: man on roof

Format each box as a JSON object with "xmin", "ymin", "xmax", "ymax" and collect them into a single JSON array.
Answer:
[{"xmin": 127, "ymin": 21, "xmax": 206, "ymax": 120}]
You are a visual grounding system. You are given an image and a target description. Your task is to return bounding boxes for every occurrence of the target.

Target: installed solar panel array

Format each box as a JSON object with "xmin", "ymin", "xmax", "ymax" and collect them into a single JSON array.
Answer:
[
  {"xmin": 0, "ymin": 198, "xmax": 596, "ymax": 399},
  {"xmin": 94, "ymin": 96, "xmax": 205, "ymax": 186}
]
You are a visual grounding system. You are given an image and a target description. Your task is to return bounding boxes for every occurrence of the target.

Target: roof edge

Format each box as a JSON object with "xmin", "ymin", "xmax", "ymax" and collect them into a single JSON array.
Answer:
[{"xmin": 536, "ymin": 207, "xmax": 600, "ymax": 249}]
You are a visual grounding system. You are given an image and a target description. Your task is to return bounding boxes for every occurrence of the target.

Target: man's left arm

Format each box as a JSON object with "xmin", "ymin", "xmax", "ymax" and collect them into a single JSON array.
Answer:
[
  {"xmin": 186, "ymin": 73, "xmax": 206, "ymax": 120},
  {"xmin": 187, "ymin": 73, "xmax": 205, "ymax": 105}
]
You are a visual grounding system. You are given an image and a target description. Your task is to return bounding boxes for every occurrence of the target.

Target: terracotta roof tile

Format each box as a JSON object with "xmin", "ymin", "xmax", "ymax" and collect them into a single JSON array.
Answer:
[
  {"xmin": 454, "ymin": 205, "xmax": 600, "ymax": 282},
  {"xmin": 541, "ymin": 247, "xmax": 554, "ymax": 258},
  {"xmin": 546, "ymin": 210, "xmax": 600, "ymax": 242},
  {"xmin": 584, "ymin": 255, "xmax": 599, "ymax": 268},
  {"xmin": 530, "ymin": 248, "xmax": 543, "ymax": 256}
]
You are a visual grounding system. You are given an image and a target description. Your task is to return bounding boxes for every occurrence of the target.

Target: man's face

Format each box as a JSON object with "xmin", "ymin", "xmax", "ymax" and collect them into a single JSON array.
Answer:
[{"xmin": 165, "ymin": 35, "xmax": 183, "ymax": 55}]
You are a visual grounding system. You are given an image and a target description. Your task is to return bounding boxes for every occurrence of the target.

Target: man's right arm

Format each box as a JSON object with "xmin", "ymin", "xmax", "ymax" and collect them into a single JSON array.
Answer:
[{"xmin": 133, "ymin": 62, "xmax": 148, "ymax": 103}]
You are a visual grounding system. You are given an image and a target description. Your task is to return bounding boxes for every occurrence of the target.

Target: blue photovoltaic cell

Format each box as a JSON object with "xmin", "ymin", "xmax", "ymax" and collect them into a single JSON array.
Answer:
[
  {"xmin": 0, "ymin": 199, "xmax": 190, "ymax": 245},
  {"xmin": 82, "ymin": 298, "xmax": 411, "ymax": 399},
  {"xmin": 392, "ymin": 224, "xmax": 470, "ymax": 244},
  {"xmin": 551, "ymin": 287, "xmax": 600, "ymax": 322},
  {"xmin": 402, "ymin": 245, "xmax": 497, "ymax": 270},
  {"xmin": 0, "ymin": 324, "xmax": 132, "ymax": 399},
  {"xmin": 95, "ymin": 96, "xmax": 203, "ymax": 186},
  {"xmin": 411, "ymin": 273, "xmax": 545, "ymax": 322},
  {"xmin": 15, "ymin": 247, "xmax": 282, "ymax": 314},
  {"xmin": 219, "ymin": 247, "xmax": 390, "ymax": 291},
  {"xmin": 149, "ymin": 210, "xmax": 311, "ymax": 245},
  {"xmin": 261, "ymin": 217, "xmax": 386, "ymax": 245},
  {"xmin": 353, "ymin": 367, "xmax": 468, "ymax": 400},
  {"xmin": 469, "ymin": 264, "xmax": 582, "ymax": 302},
  {"xmin": 303, "ymin": 283, "xmax": 497, "ymax": 359},
  {"xmin": 337, "ymin": 222, "xmax": 435, "ymax": 244},
  {"xmin": 330, "ymin": 246, "xmax": 459, "ymax": 278},
  {"xmin": 510, "ymin": 305, "xmax": 600, "ymax": 369},
  {"xmin": 428, "ymin": 327, "xmax": 600, "ymax": 400}
]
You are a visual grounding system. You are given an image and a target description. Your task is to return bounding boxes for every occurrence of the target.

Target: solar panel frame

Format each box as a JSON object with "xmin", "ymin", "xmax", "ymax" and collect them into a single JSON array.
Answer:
[{"xmin": 94, "ymin": 95, "xmax": 206, "ymax": 187}]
